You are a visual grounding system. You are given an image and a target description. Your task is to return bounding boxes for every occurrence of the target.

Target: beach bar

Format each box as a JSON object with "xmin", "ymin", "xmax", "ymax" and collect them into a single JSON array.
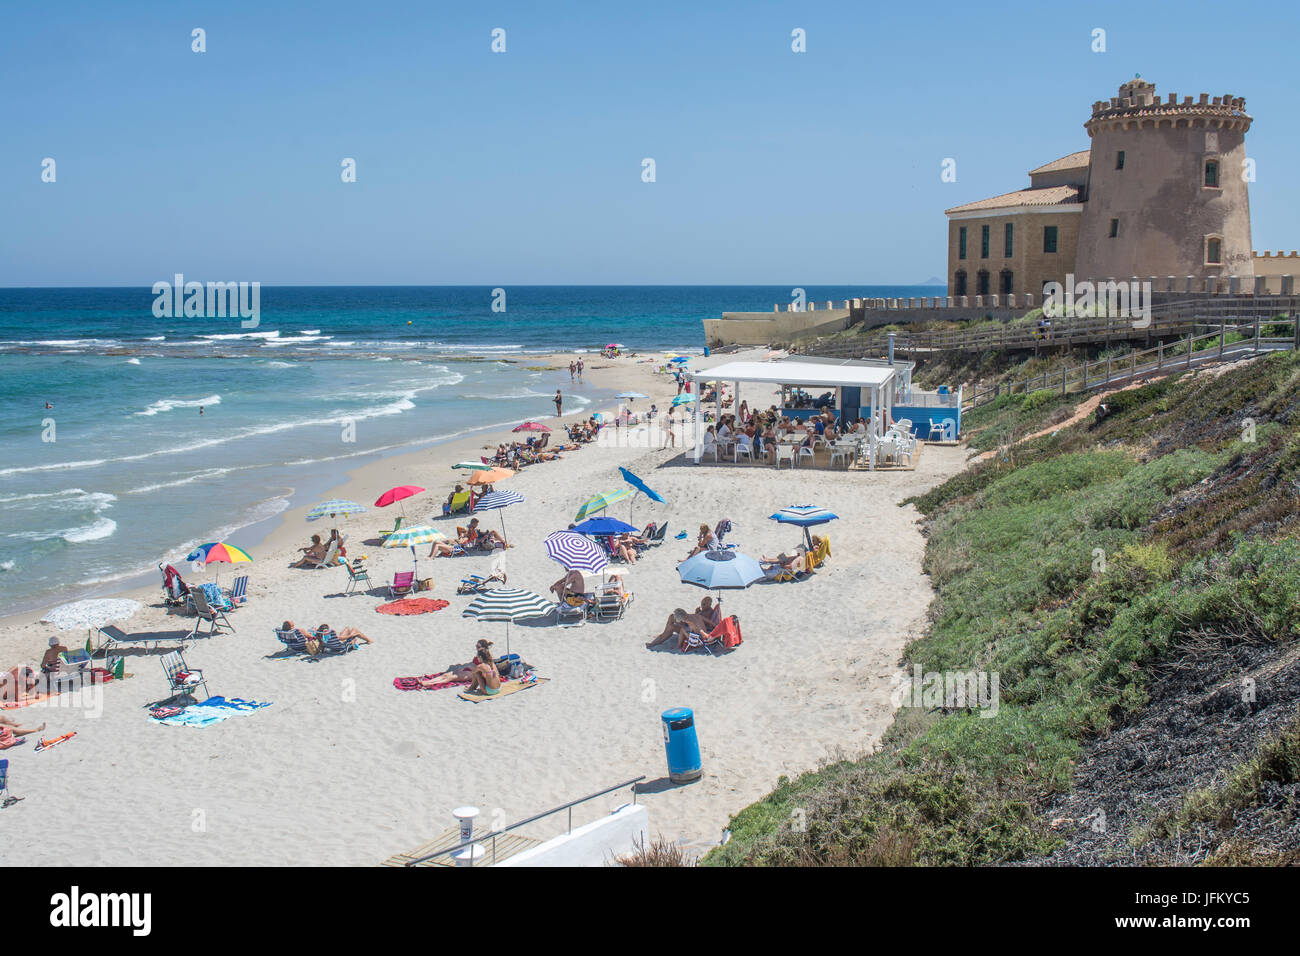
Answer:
[{"xmin": 688, "ymin": 359, "xmax": 898, "ymax": 470}]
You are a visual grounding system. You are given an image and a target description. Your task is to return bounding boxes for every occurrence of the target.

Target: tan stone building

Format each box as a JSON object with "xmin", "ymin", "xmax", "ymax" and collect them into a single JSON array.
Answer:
[{"xmin": 945, "ymin": 77, "xmax": 1255, "ymax": 298}]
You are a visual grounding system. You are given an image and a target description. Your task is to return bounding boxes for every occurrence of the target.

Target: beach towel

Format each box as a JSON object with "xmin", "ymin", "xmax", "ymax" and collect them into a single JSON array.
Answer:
[
  {"xmin": 376, "ymin": 598, "xmax": 450, "ymax": 616},
  {"xmin": 152, "ymin": 695, "xmax": 272, "ymax": 727},
  {"xmin": 457, "ymin": 676, "xmax": 548, "ymax": 703},
  {"xmin": 393, "ymin": 675, "xmax": 471, "ymax": 691}
]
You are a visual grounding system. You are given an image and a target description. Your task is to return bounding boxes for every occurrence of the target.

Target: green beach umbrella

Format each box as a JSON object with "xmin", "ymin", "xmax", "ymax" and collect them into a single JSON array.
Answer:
[{"xmin": 574, "ymin": 489, "xmax": 632, "ymax": 521}]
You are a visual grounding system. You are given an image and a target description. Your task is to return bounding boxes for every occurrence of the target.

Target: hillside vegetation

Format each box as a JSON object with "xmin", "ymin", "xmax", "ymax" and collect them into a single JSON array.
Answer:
[{"xmin": 706, "ymin": 351, "xmax": 1300, "ymax": 866}]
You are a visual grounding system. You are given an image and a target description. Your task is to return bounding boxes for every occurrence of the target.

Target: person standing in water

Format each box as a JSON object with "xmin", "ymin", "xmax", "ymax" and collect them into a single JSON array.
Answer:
[
  {"xmin": 199, "ymin": 406, "xmax": 204, "ymax": 416},
  {"xmin": 576, "ymin": 358, "xmax": 584, "ymax": 383},
  {"xmin": 554, "ymin": 390, "xmax": 563, "ymax": 417},
  {"xmin": 568, "ymin": 361, "xmax": 576, "ymax": 383}
]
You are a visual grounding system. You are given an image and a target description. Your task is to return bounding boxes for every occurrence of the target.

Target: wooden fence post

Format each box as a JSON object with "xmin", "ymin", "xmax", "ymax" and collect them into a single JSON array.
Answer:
[{"xmin": 1187, "ymin": 333, "xmax": 1193, "ymax": 369}]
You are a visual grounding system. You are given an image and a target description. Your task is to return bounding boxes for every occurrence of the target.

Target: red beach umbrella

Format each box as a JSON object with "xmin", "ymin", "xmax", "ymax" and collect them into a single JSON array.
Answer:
[
  {"xmin": 374, "ymin": 485, "xmax": 425, "ymax": 517},
  {"xmin": 512, "ymin": 421, "xmax": 551, "ymax": 432}
]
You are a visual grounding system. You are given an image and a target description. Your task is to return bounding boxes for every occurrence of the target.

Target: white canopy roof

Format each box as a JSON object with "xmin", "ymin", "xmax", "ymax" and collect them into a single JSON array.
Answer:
[{"xmin": 690, "ymin": 360, "xmax": 894, "ymax": 389}]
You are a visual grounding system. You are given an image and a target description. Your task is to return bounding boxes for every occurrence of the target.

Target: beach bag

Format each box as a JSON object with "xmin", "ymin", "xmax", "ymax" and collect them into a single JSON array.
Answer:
[{"xmin": 715, "ymin": 615, "xmax": 743, "ymax": 649}]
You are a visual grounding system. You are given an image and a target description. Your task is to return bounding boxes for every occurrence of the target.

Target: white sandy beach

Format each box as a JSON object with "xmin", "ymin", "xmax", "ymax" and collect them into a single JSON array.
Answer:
[{"xmin": 0, "ymin": 348, "xmax": 965, "ymax": 865}]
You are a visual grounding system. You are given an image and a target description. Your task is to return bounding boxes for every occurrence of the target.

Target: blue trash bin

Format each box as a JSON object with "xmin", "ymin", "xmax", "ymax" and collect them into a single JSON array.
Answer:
[
  {"xmin": 703, "ymin": 346, "xmax": 710, "ymax": 357},
  {"xmin": 661, "ymin": 707, "xmax": 702, "ymax": 783}
]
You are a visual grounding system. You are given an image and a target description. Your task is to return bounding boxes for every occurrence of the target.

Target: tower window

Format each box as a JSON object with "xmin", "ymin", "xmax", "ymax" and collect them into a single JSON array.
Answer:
[
  {"xmin": 1043, "ymin": 226, "xmax": 1058, "ymax": 254},
  {"xmin": 976, "ymin": 270, "xmax": 990, "ymax": 296},
  {"xmin": 999, "ymin": 269, "xmax": 1014, "ymax": 296},
  {"xmin": 1109, "ymin": 218, "xmax": 1120, "ymax": 238},
  {"xmin": 1206, "ymin": 237, "xmax": 1222, "ymax": 264},
  {"xmin": 954, "ymin": 270, "xmax": 967, "ymax": 296},
  {"xmin": 958, "ymin": 226, "xmax": 967, "ymax": 260},
  {"xmin": 1116, "ymin": 150, "xmax": 1125, "ymax": 170},
  {"xmin": 1204, "ymin": 160, "xmax": 1220, "ymax": 188},
  {"xmin": 980, "ymin": 225, "xmax": 990, "ymax": 258},
  {"xmin": 1004, "ymin": 223, "xmax": 1013, "ymax": 258}
]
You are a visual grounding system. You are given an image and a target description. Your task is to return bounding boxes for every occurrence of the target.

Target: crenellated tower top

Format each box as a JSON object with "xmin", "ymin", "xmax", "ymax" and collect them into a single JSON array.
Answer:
[{"xmin": 1085, "ymin": 76, "xmax": 1251, "ymax": 135}]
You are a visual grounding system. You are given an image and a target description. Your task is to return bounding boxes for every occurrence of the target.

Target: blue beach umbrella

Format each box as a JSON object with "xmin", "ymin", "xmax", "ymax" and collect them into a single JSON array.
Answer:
[
  {"xmin": 671, "ymin": 394, "xmax": 695, "ymax": 407},
  {"xmin": 676, "ymin": 548, "xmax": 764, "ymax": 613},
  {"xmin": 618, "ymin": 465, "xmax": 665, "ymax": 523},
  {"xmin": 570, "ymin": 516, "xmax": 638, "ymax": 536},
  {"xmin": 617, "ymin": 391, "xmax": 649, "ymax": 400},
  {"xmin": 769, "ymin": 505, "xmax": 839, "ymax": 549},
  {"xmin": 668, "ymin": 356, "xmax": 690, "ymax": 364},
  {"xmin": 306, "ymin": 499, "xmax": 368, "ymax": 521}
]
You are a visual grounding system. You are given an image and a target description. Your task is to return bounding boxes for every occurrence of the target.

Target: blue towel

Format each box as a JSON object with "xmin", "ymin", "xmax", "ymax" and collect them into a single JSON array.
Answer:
[
  {"xmin": 675, "ymin": 531, "xmax": 689, "ymax": 539},
  {"xmin": 154, "ymin": 695, "xmax": 272, "ymax": 727}
]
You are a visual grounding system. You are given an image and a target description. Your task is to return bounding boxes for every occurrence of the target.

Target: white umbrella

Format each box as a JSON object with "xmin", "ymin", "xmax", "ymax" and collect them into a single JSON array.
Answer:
[{"xmin": 41, "ymin": 598, "xmax": 141, "ymax": 632}]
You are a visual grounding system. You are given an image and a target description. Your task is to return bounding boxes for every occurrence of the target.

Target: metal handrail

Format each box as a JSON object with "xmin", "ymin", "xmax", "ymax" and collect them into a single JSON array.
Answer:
[{"xmin": 403, "ymin": 775, "xmax": 647, "ymax": 867}]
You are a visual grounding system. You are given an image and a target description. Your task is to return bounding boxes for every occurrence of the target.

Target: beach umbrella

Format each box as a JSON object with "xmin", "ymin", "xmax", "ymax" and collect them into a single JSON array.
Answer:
[
  {"xmin": 41, "ymin": 599, "xmax": 141, "ymax": 646},
  {"xmin": 769, "ymin": 505, "xmax": 840, "ymax": 549},
  {"xmin": 473, "ymin": 489, "xmax": 525, "ymax": 540},
  {"xmin": 668, "ymin": 356, "xmax": 690, "ymax": 364},
  {"xmin": 375, "ymin": 485, "xmax": 425, "ymax": 518},
  {"xmin": 570, "ymin": 516, "xmax": 639, "ymax": 536},
  {"xmin": 676, "ymin": 548, "xmax": 764, "ymax": 613},
  {"xmin": 618, "ymin": 466, "xmax": 665, "ymax": 522},
  {"xmin": 306, "ymin": 499, "xmax": 367, "ymax": 521},
  {"xmin": 382, "ymin": 525, "xmax": 448, "ymax": 577},
  {"xmin": 575, "ymin": 488, "xmax": 632, "ymax": 521},
  {"xmin": 543, "ymin": 531, "xmax": 608, "ymax": 574},
  {"xmin": 512, "ymin": 421, "xmax": 551, "ymax": 433},
  {"xmin": 617, "ymin": 391, "xmax": 649, "ymax": 401},
  {"xmin": 467, "ymin": 467, "xmax": 514, "ymax": 487},
  {"xmin": 185, "ymin": 541, "xmax": 252, "ymax": 583},
  {"xmin": 462, "ymin": 588, "xmax": 557, "ymax": 660},
  {"xmin": 452, "ymin": 461, "xmax": 492, "ymax": 471},
  {"xmin": 671, "ymin": 394, "xmax": 696, "ymax": 407}
]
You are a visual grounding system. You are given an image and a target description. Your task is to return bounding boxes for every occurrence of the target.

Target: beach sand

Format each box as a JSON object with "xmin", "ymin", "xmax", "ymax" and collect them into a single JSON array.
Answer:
[{"xmin": 0, "ymin": 349, "xmax": 966, "ymax": 864}]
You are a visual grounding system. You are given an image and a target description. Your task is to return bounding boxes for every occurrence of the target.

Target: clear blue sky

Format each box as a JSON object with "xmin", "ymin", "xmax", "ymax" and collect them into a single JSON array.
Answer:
[{"xmin": 2, "ymin": 0, "xmax": 1296, "ymax": 286}]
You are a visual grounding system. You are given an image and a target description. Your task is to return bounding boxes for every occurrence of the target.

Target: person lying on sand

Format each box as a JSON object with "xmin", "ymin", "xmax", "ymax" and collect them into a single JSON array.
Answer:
[
  {"xmin": 646, "ymin": 597, "xmax": 720, "ymax": 648},
  {"xmin": 0, "ymin": 713, "xmax": 46, "ymax": 736},
  {"xmin": 467, "ymin": 646, "xmax": 502, "ymax": 696},
  {"xmin": 290, "ymin": 534, "xmax": 327, "ymax": 568},
  {"xmin": 41, "ymin": 638, "xmax": 68, "ymax": 674}
]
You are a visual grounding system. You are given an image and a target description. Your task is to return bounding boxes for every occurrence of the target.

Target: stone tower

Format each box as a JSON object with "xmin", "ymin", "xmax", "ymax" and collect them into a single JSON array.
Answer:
[{"xmin": 1076, "ymin": 77, "xmax": 1254, "ymax": 283}]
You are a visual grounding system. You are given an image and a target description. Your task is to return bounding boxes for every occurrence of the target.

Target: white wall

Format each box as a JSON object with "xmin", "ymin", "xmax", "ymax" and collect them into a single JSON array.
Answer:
[{"xmin": 493, "ymin": 803, "xmax": 649, "ymax": 867}]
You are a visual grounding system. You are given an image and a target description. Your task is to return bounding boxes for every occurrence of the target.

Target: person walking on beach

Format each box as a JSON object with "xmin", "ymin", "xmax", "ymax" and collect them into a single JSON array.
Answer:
[
  {"xmin": 554, "ymin": 389, "xmax": 563, "ymax": 417},
  {"xmin": 568, "ymin": 361, "xmax": 576, "ymax": 383},
  {"xmin": 576, "ymin": 358, "xmax": 584, "ymax": 383}
]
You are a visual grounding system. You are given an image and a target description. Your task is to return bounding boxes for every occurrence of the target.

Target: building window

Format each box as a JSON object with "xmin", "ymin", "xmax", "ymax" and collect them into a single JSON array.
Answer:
[
  {"xmin": 980, "ymin": 225, "xmax": 990, "ymax": 258},
  {"xmin": 954, "ymin": 270, "xmax": 967, "ymax": 296},
  {"xmin": 1043, "ymin": 226, "xmax": 1058, "ymax": 254},
  {"xmin": 1004, "ymin": 223, "xmax": 1013, "ymax": 258},
  {"xmin": 1109, "ymin": 218, "xmax": 1120, "ymax": 238},
  {"xmin": 999, "ymin": 269, "xmax": 1014, "ymax": 296},
  {"xmin": 958, "ymin": 226, "xmax": 967, "ymax": 260},
  {"xmin": 1116, "ymin": 150, "xmax": 1125, "ymax": 170},
  {"xmin": 976, "ymin": 270, "xmax": 990, "ymax": 296},
  {"xmin": 1204, "ymin": 159, "xmax": 1219, "ymax": 187},
  {"xmin": 1206, "ymin": 236, "xmax": 1222, "ymax": 264}
]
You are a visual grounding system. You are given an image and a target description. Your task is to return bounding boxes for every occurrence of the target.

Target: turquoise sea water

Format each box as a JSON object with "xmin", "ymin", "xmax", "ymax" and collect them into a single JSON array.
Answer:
[{"xmin": 0, "ymin": 285, "xmax": 939, "ymax": 615}]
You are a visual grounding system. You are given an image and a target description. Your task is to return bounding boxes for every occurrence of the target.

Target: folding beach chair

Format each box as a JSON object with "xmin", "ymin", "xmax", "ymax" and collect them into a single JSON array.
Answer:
[
  {"xmin": 556, "ymin": 593, "xmax": 592, "ymax": 627},
  {"xmin": 378, "ymin": 516, "xmax": 404, "ymax": 539},
  {"xmin": 0, "ymin": 759, "xmax": 14, "ymax": 808},
  {"xmin": 308, "ymin": 629, "xmax": 361, "ymax": 659},
  {"xmin": 593, "ymin": 585, "xmax": 630, "ymax": 622},
  {"xmin": 681, "ymin": 615, "xmax": 742, "ymax": 655},
  {"xmin": 390, "ymin": 570, "xmax": 416, "ymax": 598},
  {"xmin": 442, "ymin": 491, "xmax": 472, "ymax": 516},
  {"xmin": 224, "ymin": 575, "xmax": 249, "ymax": 607},
  {"xmin": 306, "ymin": 541, "xmax": 339, "ymax": 570},
  {"xmin": 344, "ymin": 561, "xmax": 373, "ymax": 596},
  {"xmin": 457, "ymin": 570, "xmax": 507, "ymax": 595},
  {"xmin": 274, "ymin": 627, "xmax": 309, "ymax": 654},
  {"xmin": 188, "ymin": 589, "xmax": 234, "ymax": 639},
  {"xmin": 160, "ymin": 650, "xmax": 208, "ymax": 702}
]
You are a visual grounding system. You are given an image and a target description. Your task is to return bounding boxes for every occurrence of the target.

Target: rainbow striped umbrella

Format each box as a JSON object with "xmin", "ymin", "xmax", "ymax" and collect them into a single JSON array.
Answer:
[
  {"xmin": 574, "ymin": 488, "xmax": 632, "ymax": 521},
  {"xmin": 186, "ymin": 542, "xmax": 252, "ymax": 566}
]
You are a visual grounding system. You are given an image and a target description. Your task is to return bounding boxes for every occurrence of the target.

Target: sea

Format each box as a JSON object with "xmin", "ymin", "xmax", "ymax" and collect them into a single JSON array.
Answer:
[{"xmin": 0, "ymin": 285, "xmax": 941, "ymax": 616}]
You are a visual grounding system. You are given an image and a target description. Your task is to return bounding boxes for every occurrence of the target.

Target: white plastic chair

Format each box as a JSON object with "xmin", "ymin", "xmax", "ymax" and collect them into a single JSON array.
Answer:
[
  {"xmin": 775, "ymin": 444, "xmax": 796, "ymax": 469},
  {"xmin": 699, "ymin": 440, "xmax": 720, "ymax": 462},
  {"xmin": 734, "ymin": 442, "xmax": 753, "ymax": 463},
  {"xmin": 829, "ymin": 443, "xmax": 854, "ymax": 469},
  {"xmin": 797, "ymin": 446, "xmax": 816, "ymax": 468}
]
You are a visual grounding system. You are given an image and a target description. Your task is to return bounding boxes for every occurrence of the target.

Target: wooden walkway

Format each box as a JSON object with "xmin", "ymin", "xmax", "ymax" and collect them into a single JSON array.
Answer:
[{"xmin": 381, "ymin": 826, "xmax": 545, "ymax": 868}]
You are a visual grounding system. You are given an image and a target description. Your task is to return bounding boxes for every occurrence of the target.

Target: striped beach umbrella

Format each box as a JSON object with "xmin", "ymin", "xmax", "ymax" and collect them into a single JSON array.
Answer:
[
  {"xmin": 452, "ymin": 461, "xmax": 492, "ymax": 471},
  {"xmin": 306, "ymin": 499, "xmax": 367, "ymax": 521},
  {"xmin": 769, "ymin": 505, "xmax": 839, "ymax": 548},
  {"xmin": 186, "ymin": 542, "xmax": 252, "ymax": 565},
  {"xmin": 474, "ymin": 489, "xmax": 525, "ymax": 540},
  {"xmin": 543, "ymin": 531, "xmax": 608, "ymax": 574},
  {"xmin": 462, "ymin": 587, "xmax": 558, "ymax": 658},
  {"xmin": 382, "ymin": 525, "xmax": 448, "ymax": 577},
  {"xmin": 575, "ymin": 488, "xmax": 632, "ymax": 521}
]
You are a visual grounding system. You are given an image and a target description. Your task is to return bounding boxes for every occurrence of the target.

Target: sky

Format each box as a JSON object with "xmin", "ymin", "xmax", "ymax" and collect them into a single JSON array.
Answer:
[{"xmin": 2, "ymin": 0, "xmax": 1297, "ymax": 286}]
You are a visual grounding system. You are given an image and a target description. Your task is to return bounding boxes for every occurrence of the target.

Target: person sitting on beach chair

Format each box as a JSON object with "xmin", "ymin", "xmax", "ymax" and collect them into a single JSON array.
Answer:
[
  {"xmin": 0, "ymin": 666, "xmax": 41, "ymax": 703},
  {"xmin": 646, "ymin": 597, "xmax": 720, "ymax": 649},
  {"xmin": 313, "ymin": 623, "xmax": 373, "ymax": 647},
  {"xmin": 40, "ymin": 638, "xmax": 69, "ymax": 675},
  {"xmin": 549, "ymin": 569, "xmax": 587, "ymax": 603}
]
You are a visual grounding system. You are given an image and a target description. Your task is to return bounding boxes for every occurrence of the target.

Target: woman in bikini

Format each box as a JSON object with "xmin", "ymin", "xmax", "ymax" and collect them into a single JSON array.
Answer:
[
  {"xmin": 684, "ymin": 523, "xmax": 713, "ymax": 560},
  {"xmin": 467, "ymin": 646, "xmax": 502, "ymax": 696}
]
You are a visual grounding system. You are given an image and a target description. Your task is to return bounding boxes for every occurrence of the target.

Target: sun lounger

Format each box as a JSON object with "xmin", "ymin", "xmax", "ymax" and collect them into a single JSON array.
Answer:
[
  {"xmin": 457, "ymin": 571, "xmax": 506, "ymax": 594},
  {"xmin": 188, "ymin": 589, "xmax": 234, "ymax": 639},
  {"xmin": 344, "ymin": 561, "xmax": 373, "ymax": 596},
  {"xmin": 390, "ymin": 570, "xmax": 416, "ymax": 597},
  {"xmin": 306, "ymin": 541, "xmax": 340, "ymax": 570},
  {"xmin": 160, "ymin": 650, "xmax": 209, "ymax": 702},
  {"xmin": 593, "ymin": 585, "xmax": 631, "ymax": 622},
  {"xmin": 442, "ymin": 491, "xmax": 472, "ymax": 516},
  {"xmin": 308, "ymin": 629, "xmax": 361, "ymax": 658},
  {"xmin": 556, "ymin": 592, "xmax": 593, "ymax": 627},
  {"xmin": 93, "ymin": 623, "xmax": 171, "ymax": 658}
]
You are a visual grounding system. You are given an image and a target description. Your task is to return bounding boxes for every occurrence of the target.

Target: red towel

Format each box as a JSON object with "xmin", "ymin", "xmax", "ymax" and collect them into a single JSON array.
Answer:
[
  {"xmin": 393, "ymin": 675, "xmax": 471, "ymax": 692},
  {"xmin": 376, "ymin": 598, "xmax": 450, "ymax": 616}
]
